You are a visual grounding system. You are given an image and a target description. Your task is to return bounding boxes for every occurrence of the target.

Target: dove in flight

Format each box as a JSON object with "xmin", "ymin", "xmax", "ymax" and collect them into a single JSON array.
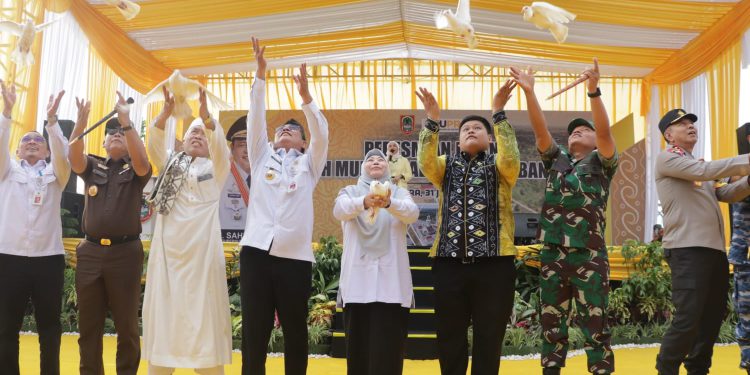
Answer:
[
  {"xmin": 522, "ymin": 2, "xmax": 576, "ymax": 44},
  {"xmin": 103, "ymin": 0, "xmax": 141, "ymax": 21},
  {"xmin": 435, "ymin": 0, "xmax": 479, "ymax": 49},
  {"xmin": 0, "ymin": 18, "xmax": 60, "ymax": 66},
  {"xmin": 144, "ymin": 70, "xmax": 232, "ymax": 120},
  {"xmin": 367, "ymin": 181, "xmax": 391, "ymax": 224}
]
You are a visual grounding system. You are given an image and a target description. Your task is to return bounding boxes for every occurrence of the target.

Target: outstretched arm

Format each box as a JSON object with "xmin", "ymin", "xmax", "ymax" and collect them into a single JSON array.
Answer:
[
  {"xmin": 491, "ymin": 80, "xmax": 521, "ymax": 186},
  {"xmin": 0, "ymin": 80, "xmax": 16, "ymax": 180},
  {"xmin": 147, "ymin": 87, "xmax": 175, "ymax": 170},
  {"xmin": 45, "ymin": 91, "xmax": 71, "ymax": 188},
  {"xmin": 69, "ymin": 97, "xmax": 91, "ymax": 175},
  {"xmin": 510, "ymin": 67, "xmax": 554, "ymax": 153},
  {"xmin": 586, "ymin": 58, "xmax": 616, "ymax": 159},
  {"xmin": 295, "ymin": 63, "xmax": 329, "ymax": 178},
  {"xmin": 415, "ymin": 87, "xmax": 447, "ymax": 188},
  {"xmin": 116, "ymin": 91, "xmax": 151, "ymax": 177},
  {"xmin": 248, "ymin": 36, "xmax": 270, "ymax": 166}
]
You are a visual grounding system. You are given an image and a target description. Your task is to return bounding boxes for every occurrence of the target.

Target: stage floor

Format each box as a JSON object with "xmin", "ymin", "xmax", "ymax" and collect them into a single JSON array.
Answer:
[{"xmin": 18, "ymin": 334, "xmax": 748, "ymax": 374}]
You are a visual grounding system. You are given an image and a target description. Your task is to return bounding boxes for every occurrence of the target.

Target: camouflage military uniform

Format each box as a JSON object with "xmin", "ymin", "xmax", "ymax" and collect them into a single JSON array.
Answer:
[
  {"xmin": 538, "ymin": 142, "xmax": 617, "ymax": 374},
  {"xmin": 731, "ymin": 196, "xmax": 750, "ymax": 369}
]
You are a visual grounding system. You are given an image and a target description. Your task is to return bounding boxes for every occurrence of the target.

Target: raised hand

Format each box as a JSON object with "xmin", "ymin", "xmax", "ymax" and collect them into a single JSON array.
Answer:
[
  {"xmin": 160, "ymin": 86, "xmax": 175, "ymax": 117},
  {"xmin": 1, "ymin": 80, "xmax": 17, "ymax": 118},
  {"xmin": 198, "ymin": 88, "xmax": 211, "ymax": 125},
  {"xmin": 293, "ymin": 63, "xmax": 312, "ymax": 105},
  {"xmin": 415, "ymin": 87, "xmax": 440, "ymax": 121},
  {"xmin": 46, "ymin": 90, "xmax": 65, "ymax": 120},
  {"xmin": 583, "ymin": 57, "xmax": 600, "ymax": 93},
  {"xmin": 493, "ymin": 79, "xmax": 517, "ymax": 113},
  {"xmin": 509, "ymin": 67, "xmax": 535, "ymax": 93},
  {"xmin": 251, "ymin": 36, "xmax": 267, "ymax": 79},
  {"xmin": 74, "ymin": 97, "xmax": 91, "ymax": 129},
  {"xmin": 115, "ymin": 91, "xmax": 131, "ymax": 127}
]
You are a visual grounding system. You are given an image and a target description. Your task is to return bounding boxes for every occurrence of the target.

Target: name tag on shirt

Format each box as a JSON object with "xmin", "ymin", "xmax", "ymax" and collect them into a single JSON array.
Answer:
[
  {"xmin": 198, "ymin": 173, "xmax": 214, "ymax": 182},
  {"xmin": 32, "ymin": 191, "xmax": 44, "ymax": 206}
]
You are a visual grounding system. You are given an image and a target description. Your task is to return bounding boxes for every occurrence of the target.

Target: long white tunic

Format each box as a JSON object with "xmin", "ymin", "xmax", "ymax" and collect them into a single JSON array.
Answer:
[
  {"xmin": 143, "ymin": 121, "xmax": 232, "ymax": 368},
  {"xmin": 333, "ymin": 187, "xmax": 419, "ymax": 308}
]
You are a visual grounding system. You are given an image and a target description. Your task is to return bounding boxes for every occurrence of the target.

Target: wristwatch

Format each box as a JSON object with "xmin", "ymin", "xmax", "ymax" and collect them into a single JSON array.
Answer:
[{"xmin": 587, "ymin": 87, "xmax": 602, "ymax": 98}]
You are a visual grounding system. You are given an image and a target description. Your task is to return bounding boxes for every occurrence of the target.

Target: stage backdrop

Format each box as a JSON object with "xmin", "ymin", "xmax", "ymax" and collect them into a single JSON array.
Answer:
[{"xmin": 218, "ymin": 109, "xmax": 646, "ymax": 246}]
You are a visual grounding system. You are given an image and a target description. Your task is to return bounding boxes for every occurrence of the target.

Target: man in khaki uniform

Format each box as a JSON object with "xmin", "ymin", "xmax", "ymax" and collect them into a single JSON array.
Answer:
[{"xmin": 655, "ymin": 108, "xmax": 750, "ymax": 375}]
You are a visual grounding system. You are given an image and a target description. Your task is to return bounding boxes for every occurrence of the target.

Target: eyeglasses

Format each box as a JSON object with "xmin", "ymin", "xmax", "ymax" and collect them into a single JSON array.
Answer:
[
  {"xmin": 274, "ymin": 124, "xmax": 303, "ymax": 134},
  {"xmin": 106, "ymin": 128, "xmax": 126, "ymax": 136},
  {"xmin": 20, "ymin": 134, "xmax": 45, "ymax": 144}
]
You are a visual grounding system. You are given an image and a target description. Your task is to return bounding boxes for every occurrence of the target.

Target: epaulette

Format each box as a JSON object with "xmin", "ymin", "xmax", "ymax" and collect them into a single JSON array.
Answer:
[{"xmin": 667, "ymin": 145, "xmax": 686, "ymax": 157}]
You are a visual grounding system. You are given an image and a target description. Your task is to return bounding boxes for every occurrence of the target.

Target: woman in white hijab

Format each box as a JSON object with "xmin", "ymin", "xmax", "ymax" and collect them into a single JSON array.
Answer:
[{"xmin": 333, "ymin": 149, "xmax": 419, "ymax": 375}]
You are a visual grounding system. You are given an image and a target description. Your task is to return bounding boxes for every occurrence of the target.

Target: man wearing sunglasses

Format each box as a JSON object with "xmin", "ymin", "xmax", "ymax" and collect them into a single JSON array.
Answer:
[
  {"xmin": 68, "ymin": 93, "xmax": 151, "ymax": 375},
  {"xmin": 0, "ymin": 81, "xmax": 70, "ymax": 375},
  {"xmin": 239, "ymin": 37, "xmax": 329, "ymax": 375}
]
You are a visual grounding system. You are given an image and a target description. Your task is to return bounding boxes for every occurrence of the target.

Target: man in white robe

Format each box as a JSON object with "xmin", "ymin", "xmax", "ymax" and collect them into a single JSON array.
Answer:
[{"xmin": 143, "ymin": 87, "xmax": 232, "ymax": 374}]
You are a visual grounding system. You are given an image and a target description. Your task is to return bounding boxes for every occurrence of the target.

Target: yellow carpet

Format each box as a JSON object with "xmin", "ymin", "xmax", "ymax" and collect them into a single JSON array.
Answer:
[{"xmin": 17, "ymin": 335, "xmax": 748, "ymax": 374}]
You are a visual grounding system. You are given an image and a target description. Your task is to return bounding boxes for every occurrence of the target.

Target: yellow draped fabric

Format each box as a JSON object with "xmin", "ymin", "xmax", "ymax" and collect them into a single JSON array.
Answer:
[
  {"xmin": 93, "ymin": 0, "xmax": 734, "ymax": 33},
  {"xmin": 706, "ymin": 41, "xmax": 741, "ymax": 244},
  {"xmin": 2, "ymin": 0, "xmax": 45, "ymax": 150},
  {"xmin": 152, "ymin": 22, "xmax": 674, "ymax": 71},
  {"xmin": 448, "ymin": 0, "xmax": 735, "ymax": 31},
  {"xmin": 92, "ymin": 0, "xmax": 365, "ymax": 31},
  {"xmin": 641, "ymin": 0, "xmax": 750, "ymax": 115},
  {"xmin": 62, "ymin": 0, "xmax": 172, "ymax": 93},
  {"xmin": 658, "ymin": 83, "xmax": 682, "ymax": 124},
  {"xmin": 84, "ymin": 48, "xmax": 119, "ymax": 157}
]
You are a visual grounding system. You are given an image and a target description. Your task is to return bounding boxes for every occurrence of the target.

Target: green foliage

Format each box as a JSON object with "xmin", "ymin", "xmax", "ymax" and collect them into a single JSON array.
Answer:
[
  {"xmin": 60, "ymin": 208, "xmax": 80, "ymax": 237},
  {"xmin": 609, "ymin": 240, "xmax": 673, "ymax": 324},
  {"xmin": 311, "ymin": 236, "xmax": 343, "ymax": 303}
]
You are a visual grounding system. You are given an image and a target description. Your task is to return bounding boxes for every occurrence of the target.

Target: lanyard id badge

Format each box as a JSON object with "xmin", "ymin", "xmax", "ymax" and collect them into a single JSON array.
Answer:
[{"xmin": 31, "ymin": 175, "xmax": 45, "ymax": 206}]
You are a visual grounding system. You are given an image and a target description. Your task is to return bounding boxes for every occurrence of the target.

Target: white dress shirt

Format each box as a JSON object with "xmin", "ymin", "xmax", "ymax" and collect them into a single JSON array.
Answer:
[
  {"xmin": 0, "ymin": 114, "xmax": 71, "ymax": 257},
  {"xmin": 239, "ymin": 78, "xmax": 329, "ymax": 262},
  {"xmin": 219, "ymin": 160, "xmax": 249, "ymax": 232},
  {"xmin": 334, "ymin": 187, "xmax": 419, "ymax": 308}
]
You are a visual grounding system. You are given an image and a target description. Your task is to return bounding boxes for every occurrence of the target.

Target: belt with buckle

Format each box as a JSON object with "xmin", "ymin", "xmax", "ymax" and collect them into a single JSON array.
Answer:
[{"xmin": 85, "ymin": 235, "xmax": 139, "ymax": 246}]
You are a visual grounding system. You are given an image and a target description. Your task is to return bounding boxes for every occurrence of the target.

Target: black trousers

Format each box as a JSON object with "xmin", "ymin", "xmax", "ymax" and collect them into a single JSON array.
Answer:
[
  {"xmin": 433, "ymin": 256, "xmax": 517, "ymax": 375},
  {"xmin": 0, "ymin": 253, "xmax": 65, "ymax": 375},
  {"xmin": 343, "ymin": 302, "xmax": 409, "ymax": 375},
  {"xmin": 240, "ymin": 246, "xmax": 312, "ymax": 375},
  {"xmin": 656, "ymin": 247, "xmax": 729, "ymax": 375}
]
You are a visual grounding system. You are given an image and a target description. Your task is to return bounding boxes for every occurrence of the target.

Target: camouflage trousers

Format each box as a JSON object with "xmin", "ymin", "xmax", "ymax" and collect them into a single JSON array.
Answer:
[
  {"xmin": 735, "ymin": 265, "xmax": 750, "ymax": 369},
  {"xmin": 540, "ymin": 244, "xmax": 614, "ymax": 374}
]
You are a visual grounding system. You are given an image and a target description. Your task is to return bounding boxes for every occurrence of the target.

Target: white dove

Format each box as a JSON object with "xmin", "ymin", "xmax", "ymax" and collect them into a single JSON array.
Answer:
[
  {"xmin": 522, "ymin": 2, "xmax": 576, "ymax": 44},
  {"xmin": 0, "ymin": 18, "xmax": 60, "ymax": 67},
  {"xmin": 144, "ymin": 70, "xmax": 233, "ymax": 120},
  {"xmin": 367, "ymin": 181, "xmax": 391, "ymax": 224},
  {"xmin": 435, "ymin": 0, "xmax": 478, "ymax": 49},
  {"xmin": 103, "ymin": 0, "xmax": 141, "ymax": 21}
]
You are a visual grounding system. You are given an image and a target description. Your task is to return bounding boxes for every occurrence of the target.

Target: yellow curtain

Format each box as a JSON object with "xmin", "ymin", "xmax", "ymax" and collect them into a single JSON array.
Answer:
[
  {"xmin": 658, "ymin": 83, "xmax": 682, "ymax": 124},
  {"xmin": 95, "ymin": 0, "xmax": 733, "ymax": 33},
  {"xmin": 151, "ymin": 22, "xmax": 673, "ymax": 71},
  {"xmin": 85, "ymin": 48, "xmax": 119, "ymax": 157},
  {"xmin": 2, "ymin": 0, "xmax": 45, "ymax": 151},
  {"xmin": 706, "ymin": 40, "xmax": 741, "ymax": 245},
  {"xmin": 641, "ymin": 0, "xmax": 750, "ymax": 115},
  {"xmin": 61, "ymin": 0, "xmax": 171, "ymax": 93}
]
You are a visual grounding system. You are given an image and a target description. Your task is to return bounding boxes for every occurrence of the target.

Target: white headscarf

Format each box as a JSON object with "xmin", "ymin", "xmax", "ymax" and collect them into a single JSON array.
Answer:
[{"xmin": 340, "ymin": 149, "xmax": 393, "ymax": 258}]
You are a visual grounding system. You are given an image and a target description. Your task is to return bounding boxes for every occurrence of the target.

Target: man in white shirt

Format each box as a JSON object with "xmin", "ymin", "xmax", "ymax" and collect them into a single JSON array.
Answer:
[
  {"xmin": 239, "ymin": 37, "xmax": 329, "ymax": 375},
  {"xmin": 0, "ymin": 81, "xmax": 69, "ymax": 375},
  {"xmin": 219, "ymin": 117, "xmax": 251, "ymax": 242}
]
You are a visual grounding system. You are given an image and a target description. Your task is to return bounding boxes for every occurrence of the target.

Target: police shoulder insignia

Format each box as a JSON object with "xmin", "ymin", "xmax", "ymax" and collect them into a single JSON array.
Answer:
[{"xmin": 667, "ymin": 145, "xmax": 686, "ymax": 156}]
